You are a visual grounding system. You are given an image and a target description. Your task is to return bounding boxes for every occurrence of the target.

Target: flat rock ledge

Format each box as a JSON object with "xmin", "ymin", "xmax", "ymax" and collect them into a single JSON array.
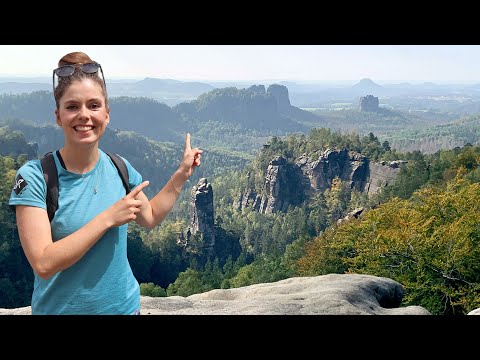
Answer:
[{"xmin": 0, "ymin": 274, "xmax": 431, "ymax": 315}]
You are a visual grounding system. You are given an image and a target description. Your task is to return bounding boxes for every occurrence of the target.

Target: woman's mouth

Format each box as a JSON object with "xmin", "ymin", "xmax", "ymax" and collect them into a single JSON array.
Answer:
[{"xmin": 74, "ymin": 126, "xmax": 95, "ymax": 132}]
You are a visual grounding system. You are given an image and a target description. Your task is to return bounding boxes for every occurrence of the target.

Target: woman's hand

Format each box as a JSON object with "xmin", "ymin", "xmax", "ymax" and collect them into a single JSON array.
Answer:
[
  {"xmin": 177, "ymin": 133, "xmax": 203, "ymax": 180},
  {"xmin": 104, "ymin": 181, "xmax": 150, "ymax": 227}
]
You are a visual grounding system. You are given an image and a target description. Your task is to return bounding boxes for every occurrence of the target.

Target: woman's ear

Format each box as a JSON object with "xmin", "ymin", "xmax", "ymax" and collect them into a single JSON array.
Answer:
[{"xmin": 55, "ymin": 109, "xmax": 62, "ymax": 127}]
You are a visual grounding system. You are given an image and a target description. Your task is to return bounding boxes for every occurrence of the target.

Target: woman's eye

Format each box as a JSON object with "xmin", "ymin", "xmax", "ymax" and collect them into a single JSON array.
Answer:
[
  {"xmin": 66, "ymin": 105, "xmax": 77, "ymax": 111},
  {"xmin": 90, "ymin": 103, "xmax": 100, "ymax": 109}
]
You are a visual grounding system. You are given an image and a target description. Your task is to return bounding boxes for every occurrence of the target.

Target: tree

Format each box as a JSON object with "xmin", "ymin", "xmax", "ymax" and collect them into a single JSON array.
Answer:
[
  {"xmin": 382, "ymin": 140, "xmax": 391, "ymax": 152},
  {"xmin": 140, "ymin": 282, "xmax": 167, "ymax": 297},
  {"xmin": 297, "ymin": 177, "xmax": 480, "ymax": 315},
  {"xmin": 166, "ymin": 268, "xmax": 204, "ymax": 297}
]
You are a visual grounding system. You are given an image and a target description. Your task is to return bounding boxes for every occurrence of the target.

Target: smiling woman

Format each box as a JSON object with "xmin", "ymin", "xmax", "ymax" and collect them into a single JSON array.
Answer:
[
  {"xmin": 8, "ymin": 51, "xmax": 203, "ymax": 315},
  {"xmin": 55, "ymin": 79, "xmax": 110, "ymax": 151}
]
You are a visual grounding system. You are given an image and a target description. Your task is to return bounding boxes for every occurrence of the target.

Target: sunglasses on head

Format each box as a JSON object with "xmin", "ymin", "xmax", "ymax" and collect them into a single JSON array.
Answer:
[{"xmin": 52, "ymin": 62, "xmax": 107, "ymax": 96}]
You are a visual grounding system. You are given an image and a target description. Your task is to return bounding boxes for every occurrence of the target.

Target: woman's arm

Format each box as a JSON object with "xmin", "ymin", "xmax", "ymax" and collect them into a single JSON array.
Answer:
[
  {"xmin": 16, "ymin": 181, "xmax": 150, "ymax": 280},
  {"xmin": 135, "ymin": 133, "xmax": 202, "ymax": 229}
]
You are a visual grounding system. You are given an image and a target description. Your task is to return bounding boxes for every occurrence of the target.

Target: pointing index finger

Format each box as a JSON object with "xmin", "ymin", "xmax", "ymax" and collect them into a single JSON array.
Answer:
[
  {"xmin": 129, "ymin": 180, "xmax": 149, "ymax": 197},
  {"xmin": 185, "ymin": 133, "xmax": 191, "ymax": 151}
]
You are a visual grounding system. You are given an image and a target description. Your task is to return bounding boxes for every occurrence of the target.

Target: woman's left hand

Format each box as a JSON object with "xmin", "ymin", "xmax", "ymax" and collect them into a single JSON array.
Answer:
[{"xmin": 178, "ymin": 133, "xmax": 203, "ymax": 179}]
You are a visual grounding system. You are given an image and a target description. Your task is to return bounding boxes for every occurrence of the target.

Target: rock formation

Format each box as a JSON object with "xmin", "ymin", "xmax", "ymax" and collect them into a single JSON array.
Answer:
[
  {"xmin": 0, "ymin": 274, "xmax": 431, "ymax": 315},
  {"xmin": 267, "ymin": 84, "xmax": 291, "ymax": 113},
  {"xmin": 366, "ymin": 161, "xmax": 406, "ymax": 195},
  {"xmin": 295, "ymin": 149, "xmax": 369, "ymax": 192},
  {"xmin": 237, "ymin": 149, "xmax": 406, "ymax": 214},
  {"xmin": 337, "ymin": 207, "xmax": 365, "ymax": 225},
  {"xmin": 185, "ymin": 178, "xmax": 215, "ymax": 248},
  {"xmin": 259, "ymin": 156, "xmax": 306, "ymax": 214},
  {"xmin": 359, "ymin": 95, "xmax": 379, "ymax": 112}
]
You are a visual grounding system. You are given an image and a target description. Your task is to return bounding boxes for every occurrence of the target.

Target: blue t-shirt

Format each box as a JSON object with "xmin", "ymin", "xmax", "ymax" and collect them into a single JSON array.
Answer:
[{"xmin": 9, "ymin": 149, "xmax": 143, "ymax": 315}]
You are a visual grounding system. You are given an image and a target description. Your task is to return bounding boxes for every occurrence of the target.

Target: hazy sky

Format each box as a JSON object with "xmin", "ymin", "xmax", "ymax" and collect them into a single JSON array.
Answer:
[{"xmin": 1, "ymin": 45, "xmax": 480, "ymax": 83}]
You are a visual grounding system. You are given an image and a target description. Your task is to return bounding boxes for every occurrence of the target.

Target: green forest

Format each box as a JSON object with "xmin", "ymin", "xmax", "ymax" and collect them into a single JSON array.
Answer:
[
  {"xmin": 1, "ymin": 122, "xmax": 479, "ymax": 314},
  {"xmin": 1, "ymin": 88, "xmax": 480, "ymax": 315}
]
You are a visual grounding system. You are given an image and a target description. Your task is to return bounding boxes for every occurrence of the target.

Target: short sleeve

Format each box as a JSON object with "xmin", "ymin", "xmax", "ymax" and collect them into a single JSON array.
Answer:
[
  {"xmin": 8, "ymin": 160, "xmax": 47, "ymax": 212},
  {"xmin": 120, "ymin": 156, "xmax": 143, "ymax": 190}
]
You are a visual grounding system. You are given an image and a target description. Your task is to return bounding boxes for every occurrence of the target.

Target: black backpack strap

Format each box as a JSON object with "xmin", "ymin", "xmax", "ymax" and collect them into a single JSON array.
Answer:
[
  {"xmin": 105, "ymin": 152, "xmax": 131, "ymax": 194},
  {"xmin": 40, "ymin": 152, "xmax": 58, "ymax": 222}
]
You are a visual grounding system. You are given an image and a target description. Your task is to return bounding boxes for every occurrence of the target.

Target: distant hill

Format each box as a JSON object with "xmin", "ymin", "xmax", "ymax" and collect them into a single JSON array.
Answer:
[
  {"xmin": 0, "ymin": 82, "xmax": 51, "ymax": 94},
  {"xmin": 173, "ymin": 84, "xmax": 321, "ymax": 132},
  {"xmin": 0, "ymin": 92, "xmax": 187, "ymax": 143},
  {"xmin": 108, "ymin": 78, "xmax": 215, "ymax": 106},
  {"xmin": 0, "ymin": 77, "xmax": 215, "ymax": 107},
  {"xmin": 383, "ymin": 113, "xmax": 480, "ymax": 153},
  {"xmin": 108, "ymin": 96, "xmax": 185, "ymax": 142},
  {"xmin": 128, "ymin": 78, "xmax": 214, "ymax": 94},
  {"xmin": 3, "ymin": 77, "xmax": 480, "ymax": 110},
  {"xmin": 0, "ymin": 85, "xmax": 329, "ymax": 157},
  {"xmin": 0, "ymin": 91, "xmax": 56, "ymax": 123},
  {"xmin": 351, "ymin": 78, "xmax": 384, "ymax": 94},
  {"xmin": 0, "ymin": 84, "xmax": 324, "ymax": 142}
]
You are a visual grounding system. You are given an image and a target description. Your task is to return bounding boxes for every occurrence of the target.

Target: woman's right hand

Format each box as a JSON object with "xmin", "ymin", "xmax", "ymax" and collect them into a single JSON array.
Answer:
[{"xmin": 104, "ymin": 181, "xmax": 150, "ymax": 227}]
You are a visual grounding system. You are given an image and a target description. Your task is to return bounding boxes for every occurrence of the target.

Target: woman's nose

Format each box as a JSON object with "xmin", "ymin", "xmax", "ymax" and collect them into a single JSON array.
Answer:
[{"xmin": 78, "ymin": 104, "xmax": 90, "ymax": 119}]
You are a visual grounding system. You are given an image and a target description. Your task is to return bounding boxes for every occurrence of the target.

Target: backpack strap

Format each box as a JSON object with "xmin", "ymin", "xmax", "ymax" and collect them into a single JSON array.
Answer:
[
  {"xmin": 105, "ymin": 151, "xmax": 131, "ymax": 195},
  {"xmin": 40, "ymin": 152, "xmax": 59, "ymax": 222},
  {"xmin": 41, "ymin": 151, "xmax": 131, "ymax": 222}
]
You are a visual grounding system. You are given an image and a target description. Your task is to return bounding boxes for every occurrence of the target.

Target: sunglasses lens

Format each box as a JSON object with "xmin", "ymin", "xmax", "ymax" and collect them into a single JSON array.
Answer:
[
  {"xmin": 55, "ymin": 65, "xmax": 75, "ymax": 77},
  {"xmin": 81, "ymin": 63, "xmax": 100, "ymax": 74}
]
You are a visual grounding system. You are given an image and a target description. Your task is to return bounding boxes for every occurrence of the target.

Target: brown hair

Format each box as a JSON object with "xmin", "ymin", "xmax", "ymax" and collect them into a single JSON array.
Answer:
[{"xmin": 53, "ymin": 51, "xmax": 108, "ymax": 109}]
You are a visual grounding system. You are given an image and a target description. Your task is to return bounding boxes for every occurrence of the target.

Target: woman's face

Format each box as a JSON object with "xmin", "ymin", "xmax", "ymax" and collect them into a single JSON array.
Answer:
[{"xmin": 55, "ymin": 78, "xmax": 110, "ymax": 148}]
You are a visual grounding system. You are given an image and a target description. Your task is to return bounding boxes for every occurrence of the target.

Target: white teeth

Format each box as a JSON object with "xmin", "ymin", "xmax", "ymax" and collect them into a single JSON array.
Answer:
[{"xmin": 75, "ymin": 126, "xmax": 94, "ymax": 131}]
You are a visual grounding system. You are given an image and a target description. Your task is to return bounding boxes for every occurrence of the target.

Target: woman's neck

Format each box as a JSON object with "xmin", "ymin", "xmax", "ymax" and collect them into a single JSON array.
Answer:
[{"xmin": 59, "ymin": 145, "xmax": 100, "ymax": 174}]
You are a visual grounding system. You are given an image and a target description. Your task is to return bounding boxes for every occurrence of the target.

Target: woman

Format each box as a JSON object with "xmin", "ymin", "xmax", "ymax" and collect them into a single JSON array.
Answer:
[{"xmin": 8, "ymin": 51, "xmax": 202, "ymax": 315}]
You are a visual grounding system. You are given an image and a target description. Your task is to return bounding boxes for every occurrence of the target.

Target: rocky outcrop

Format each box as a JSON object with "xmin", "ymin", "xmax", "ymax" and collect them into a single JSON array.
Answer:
[
  {"xmin": 359, "ymin": 95, "xmax": 379, "ymax": 112},
  {"xmin": 237, "ymin": 150, "xmax": 405, "ymax": 214},
  {"xmin": 366, "ymin": 161, "xmax": 406, "ymax": 195},
  {"xmin": 267, "ymin": 84, "xmax": 291, "ymax": 113},
  {"xmin": 238, "ymin": 150, "xmax": 370, "ymax": 214},
  {"xmin": 0, "ymin": 274, "xmax": 431, "ymax": 315},
  {"xmin": 237, "ymin": 156, "xmax": 306, "ymax": 214},
  {"xmin": 247, "ymin": 84, "xmax": 266, "ymax": 95},
  {"xmin": 186, "ymin": 178, "xmax": 215, "ymax": 248},
  {"xmin": 337, "ymin": 207, "xmax": 364, "ymax": 225},
  {"xmin": 259, "ymin": 156, "xmax": 306, "ymax": 214},
  {"xmin": 296, "ymin": 149, "xmax": 369, "ymax": 192},
  {"xmin": 236, "ymin": 188, "xmax": 262, "ymax": 212}
]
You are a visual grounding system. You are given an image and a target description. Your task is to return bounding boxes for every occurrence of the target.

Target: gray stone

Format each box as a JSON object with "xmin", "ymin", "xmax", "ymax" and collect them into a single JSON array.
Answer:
[
  {"xmin": 140, "ymin": 274, "xmax": 430, "ymax": 315},
  {"xmin": 366, "ymin": 162, "xmax": 404, "ymax": 195},
  {"xmin": 295, "ymin": 149, "xmax": 368, "ymax": 192},
  {"xmin": 267, "ymin": 84, "xmax": 291, "ymax": 113},
  {"xmin": 359, "ymin": 95, "xmax": 379, "ymax": 112},
  {"xmin": 337, "ymin": 207, "xmax": 364, "ymax": 225},
  {"xmin": 188, "ymin": 178, "xmax": 215, "ymax": 247},
  {"xmin": 0, "ymin": 306, "xmax": 31, "ymax": 315},
  {"xmin": 237, "ymin": 149, "xmax": 404, "ymax": 214},
  {"xmin": 0, "ymin": 274, "xmax": 431, "ymax": 315}
]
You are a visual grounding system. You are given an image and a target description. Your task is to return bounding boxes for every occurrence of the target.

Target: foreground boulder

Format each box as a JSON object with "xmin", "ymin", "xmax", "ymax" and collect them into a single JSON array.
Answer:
[
  {"xmin": 141, "ymin": 274, "xmax": 429, "ymax": 315},
  {"xmin": 0, "ymin": 274, "xmax": 431, "ymax": 315}
]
